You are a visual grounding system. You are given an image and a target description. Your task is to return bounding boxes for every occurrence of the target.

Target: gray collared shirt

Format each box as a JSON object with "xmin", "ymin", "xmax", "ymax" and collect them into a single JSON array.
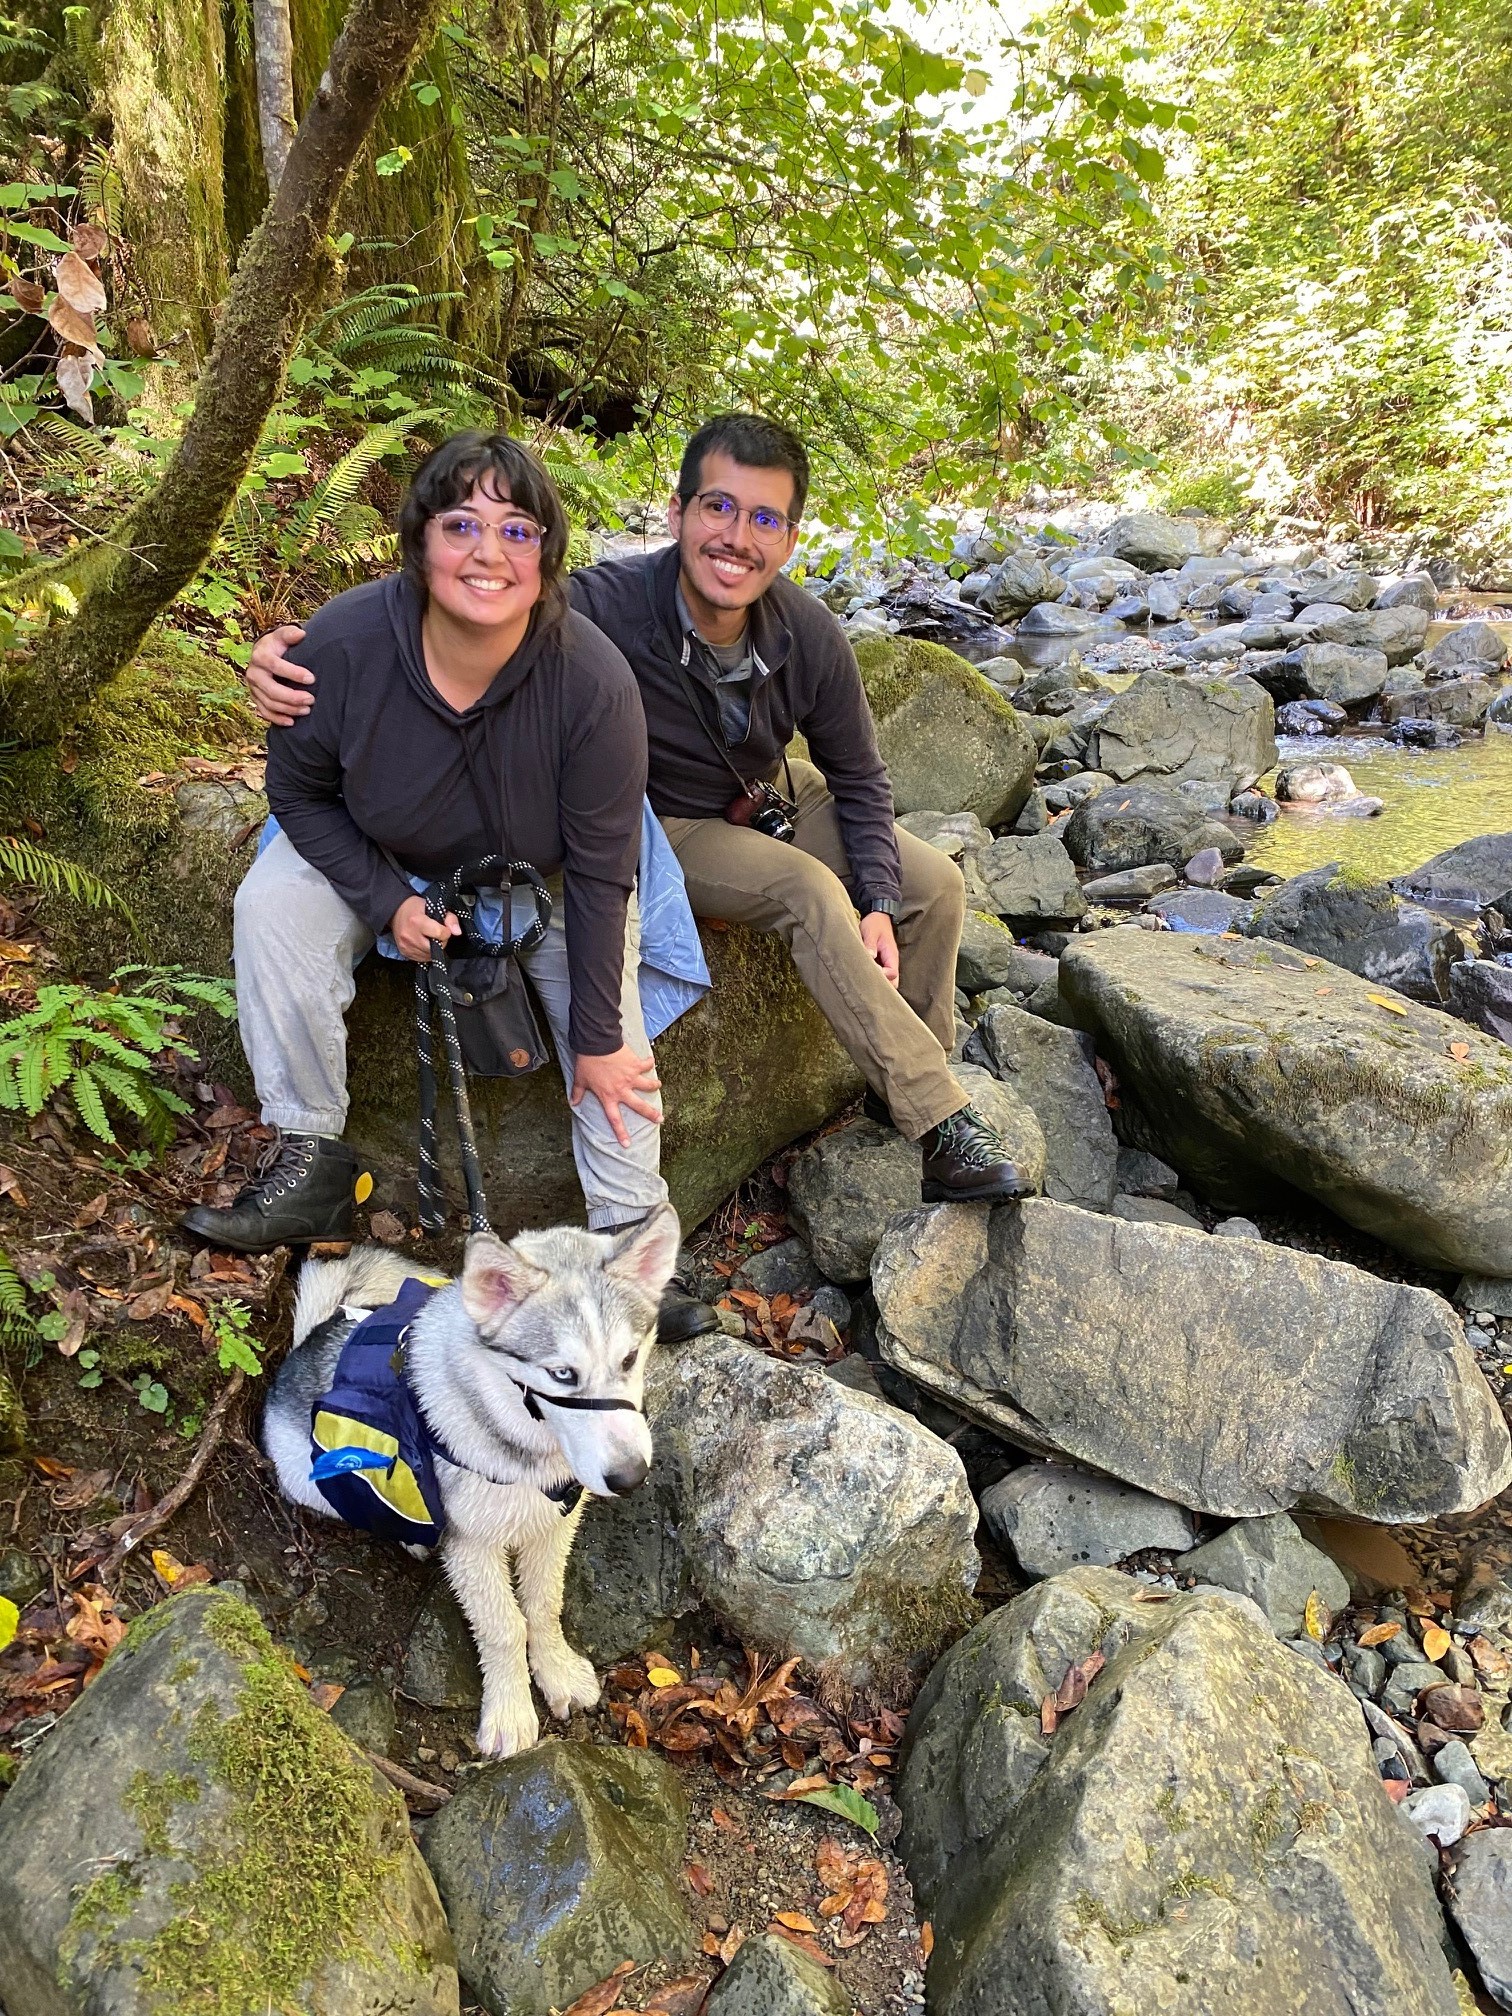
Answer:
[{"xmin": 676, "ymin": 582, "xmax": 758, "ymax": 746}]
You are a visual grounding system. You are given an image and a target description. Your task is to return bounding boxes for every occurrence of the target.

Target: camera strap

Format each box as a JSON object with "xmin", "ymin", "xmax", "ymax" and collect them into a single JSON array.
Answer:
[{"xmin": 673, "ymin": 634, "xmax": 796, "ymax": 810}]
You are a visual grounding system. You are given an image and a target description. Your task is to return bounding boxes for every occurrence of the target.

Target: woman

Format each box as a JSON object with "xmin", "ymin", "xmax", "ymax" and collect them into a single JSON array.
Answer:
[{"xmin": 184, "ymin": 432, "xmax": 712, "ymax": 1339}]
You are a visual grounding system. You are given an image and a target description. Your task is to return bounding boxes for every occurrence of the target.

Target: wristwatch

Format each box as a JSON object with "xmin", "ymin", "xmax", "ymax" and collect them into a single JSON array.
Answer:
[{"xmin": 859, "ymin": 896, "xmax": 902, "ymax": 920}]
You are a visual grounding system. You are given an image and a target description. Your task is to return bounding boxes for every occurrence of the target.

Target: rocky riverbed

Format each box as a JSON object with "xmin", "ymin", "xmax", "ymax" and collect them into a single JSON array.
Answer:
[{"xmin": 5, "ymin": 504, "xmax": 1512, "ymax": 2014}]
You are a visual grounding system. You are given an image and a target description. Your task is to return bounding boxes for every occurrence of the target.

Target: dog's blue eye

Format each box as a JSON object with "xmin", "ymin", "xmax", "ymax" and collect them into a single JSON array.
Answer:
[{"xmin": 547, "ymin": 1365, "xmax": 577, "ymax": 1385}]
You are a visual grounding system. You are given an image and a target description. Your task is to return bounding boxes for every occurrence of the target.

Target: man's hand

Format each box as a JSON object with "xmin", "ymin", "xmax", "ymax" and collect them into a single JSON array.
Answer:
[
  {"xmin": 246, "ymin": 624, "xmax": 312, "ymax": 726},
  {"xmin": 860, "ymin": 912, "xmax": 900, "ymax": 987},
  {"xmin": 571, "ymin": 1044, "xmax": 663, "ymax": 1148},
  {"xmin": 390, "ymin": 895, "xmax": 460, "ymax": 962}
]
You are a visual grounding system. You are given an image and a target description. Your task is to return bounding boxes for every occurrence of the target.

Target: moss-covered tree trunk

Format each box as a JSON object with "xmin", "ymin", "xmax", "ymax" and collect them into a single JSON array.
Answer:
[{"xmin": 3, "ymin": 0, "xmax": 450, "ymax": 747}]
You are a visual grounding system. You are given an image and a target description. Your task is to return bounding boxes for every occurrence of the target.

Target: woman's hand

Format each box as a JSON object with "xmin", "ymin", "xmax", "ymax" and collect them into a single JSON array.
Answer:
[
  {"xmin": 246, "ymin": 624, "xmax": 312, "ymax": 726},
  {"xmin": 860, "ymin": 912, "xmax": 900, "ymax": 987},
  {"xmin": 390, "ymin": 895, "xmax": 460, "ymax": 962},
  {"xmin": 571, "ymin": 1044, "xmax": 663, "ymax": 1148}
]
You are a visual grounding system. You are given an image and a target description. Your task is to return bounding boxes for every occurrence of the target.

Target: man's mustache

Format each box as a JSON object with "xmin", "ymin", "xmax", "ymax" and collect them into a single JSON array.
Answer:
[{"xmin": 699, "ymin": 541, "xmax": 762, "ymax": 567}]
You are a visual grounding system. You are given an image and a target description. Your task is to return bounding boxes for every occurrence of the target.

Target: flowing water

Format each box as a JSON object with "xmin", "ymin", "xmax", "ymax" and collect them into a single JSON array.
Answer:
[{"xmin": 1244, "ymin": 731, "xmax": 1512, "ymax": 882}]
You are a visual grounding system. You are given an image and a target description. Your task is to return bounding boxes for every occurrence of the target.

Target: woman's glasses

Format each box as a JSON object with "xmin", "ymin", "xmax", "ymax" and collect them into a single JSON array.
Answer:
[
  {"xmin": 433, "ymin": 512, "xmax": 543, "ymax": 553},
  {"xmin": 688, "ymin": 490, "xmax": 796, "ymax": 546}
]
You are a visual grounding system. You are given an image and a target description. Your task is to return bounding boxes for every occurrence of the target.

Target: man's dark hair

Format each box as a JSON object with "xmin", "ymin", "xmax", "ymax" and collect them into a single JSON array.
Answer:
[
  {"xmin": 398, "ymin": 431, "xmax": 570, "ymax": 619},
  {"xmin": 677, "ymin": 413, "xmax": 810, "ymax": 522}
]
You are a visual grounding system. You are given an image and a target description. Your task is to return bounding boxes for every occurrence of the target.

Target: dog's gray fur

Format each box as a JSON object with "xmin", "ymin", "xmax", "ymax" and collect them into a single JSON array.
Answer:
[{"xmin": 262, "ymin": 1204, "xmax": 682, "ymax": 1757}]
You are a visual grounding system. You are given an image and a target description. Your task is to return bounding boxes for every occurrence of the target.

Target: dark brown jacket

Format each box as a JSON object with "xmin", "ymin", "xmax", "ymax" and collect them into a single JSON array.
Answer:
[
  {"xmin": 569, "ymin": 545, "xmax": 902, "ymax": 900},
  {"xmin": 266, "ymin": 574, "xmax": 646, "ymax": 1055}
]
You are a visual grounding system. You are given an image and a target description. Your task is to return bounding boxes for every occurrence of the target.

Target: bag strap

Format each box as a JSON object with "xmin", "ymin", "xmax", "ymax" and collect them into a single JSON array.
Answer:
[{"xmin": 670, "ymin": 635, "xmax": 795, "ymax": 807}]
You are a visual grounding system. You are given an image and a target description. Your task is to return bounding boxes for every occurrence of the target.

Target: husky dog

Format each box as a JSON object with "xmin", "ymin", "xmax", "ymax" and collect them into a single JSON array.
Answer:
[{"xmin": 262, "ymin": 1204, "xmax": 682, "ymax": 1758}]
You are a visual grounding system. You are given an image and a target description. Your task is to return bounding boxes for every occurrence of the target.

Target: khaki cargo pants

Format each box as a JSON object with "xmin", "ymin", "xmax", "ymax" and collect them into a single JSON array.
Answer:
[{"xmin": 659, "ymin": 759, "xmax": 968, "ymax": 1141}]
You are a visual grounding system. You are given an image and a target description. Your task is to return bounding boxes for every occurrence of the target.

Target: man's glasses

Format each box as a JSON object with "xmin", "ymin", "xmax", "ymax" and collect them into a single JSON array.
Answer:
[
  {"xmin": 688, "ymin": 490, "xmax": 796, "ymax": 546},
  {"xmin": 433, "ymin": 512, "xmax": 543, "ymax": 552}
]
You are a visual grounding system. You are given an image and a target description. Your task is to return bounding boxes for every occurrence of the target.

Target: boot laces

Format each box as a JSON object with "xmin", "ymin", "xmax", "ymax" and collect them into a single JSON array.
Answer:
[
  {"xmin": 234, "ymin": 1133, "xmax": 317, "ymax": 1206},
  {"xmin": 930, "ymin": 1107, "xmax": 1005, "ymax": 1171}
]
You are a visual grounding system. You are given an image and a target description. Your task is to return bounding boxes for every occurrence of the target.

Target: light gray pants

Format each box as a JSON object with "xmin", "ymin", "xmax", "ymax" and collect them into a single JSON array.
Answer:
[{"xmin": 233, "ymin": 833, "xmax": 668, "ymax": 1229}]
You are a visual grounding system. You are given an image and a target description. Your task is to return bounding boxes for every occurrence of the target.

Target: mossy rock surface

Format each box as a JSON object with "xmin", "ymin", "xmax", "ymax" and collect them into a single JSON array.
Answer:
[
  {"xmin": 1061, "ymin": 926, "xmax": 1512, "ymax": 1275},
  {"xmin": 851, "ymin": 634, "xmax": 1036, "ymax": 826},
  {"xmin": 897, "ymin": 1567, "xmax": 1459, "ymax": 2015},
  {"xmin": 0, "ymin": 1587, "xmax": 457, "ymax": 2016},
  {"xmin": 345, "ymin": 921, "xmax": 863, "ymax": 1233},
  {"xmin": 420, "ymin": 1741, "xmax": 691, "ymax": 2016}
]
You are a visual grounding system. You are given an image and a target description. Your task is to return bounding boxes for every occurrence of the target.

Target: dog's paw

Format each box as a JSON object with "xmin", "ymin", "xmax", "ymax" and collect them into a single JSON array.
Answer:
[
  {"xmin": 476, "ymin": 1691, "xmax": 539, "ymax": 1759},
  {"xmin": 532, "ymin": 1643, "xmax": 601, "ymax": 1720}
]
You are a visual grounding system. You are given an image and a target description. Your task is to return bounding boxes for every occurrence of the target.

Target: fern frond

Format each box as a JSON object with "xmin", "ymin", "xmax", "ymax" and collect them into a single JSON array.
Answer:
[{"xmin": 0, "ymin": 834, "xmax": 122, "ymax": 912}]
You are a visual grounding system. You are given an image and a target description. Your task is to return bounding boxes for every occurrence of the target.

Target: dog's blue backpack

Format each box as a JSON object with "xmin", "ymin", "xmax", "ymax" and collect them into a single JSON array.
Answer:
[{"xmin": 308, "ymin": 1275, "xmax": 451, "ymax": 1547}]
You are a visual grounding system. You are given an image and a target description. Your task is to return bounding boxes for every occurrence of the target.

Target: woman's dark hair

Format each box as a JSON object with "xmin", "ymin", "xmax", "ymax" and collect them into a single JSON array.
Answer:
[
  {"xmin": 677, "ymin": 412, "xmax": 810, "ymax": 521},
  {"xmin": 398, "ymin": 432, "xmax": 570, "ymax": 620}
]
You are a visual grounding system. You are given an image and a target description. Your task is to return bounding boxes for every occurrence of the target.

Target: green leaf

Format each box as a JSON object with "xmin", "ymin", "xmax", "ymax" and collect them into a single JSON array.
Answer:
[
  {"xmin": 1, "ymin": 219, "xmax": 70, "ymax": 253},
  {"xmin": 217, "ymin": 1332, "xmax": 264, "ymax": 1377},
  {"xmin": 136, "ymin": 1380, "xmax": 169, "ymax": 1414},
  {"xmin": 411, "ymin": 80, "xmax": 442, "ymax": 107},
  {"xmin": 258, "ymin": 450, "xmax": 308, "ymax": 478},
  {"xmin": 374, "ymin": 147, "xmax": 413, "ymax": 177},
  {"xmin": 789, "ymin": 1783, "xmax": 880, "ymax": 1835}
]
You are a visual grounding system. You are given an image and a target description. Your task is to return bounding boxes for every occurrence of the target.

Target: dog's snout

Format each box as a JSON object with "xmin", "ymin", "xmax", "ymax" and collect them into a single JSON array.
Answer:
[{"xmin": 602, "ymin": 1452, "xmax": 651, "ymax": 1496}]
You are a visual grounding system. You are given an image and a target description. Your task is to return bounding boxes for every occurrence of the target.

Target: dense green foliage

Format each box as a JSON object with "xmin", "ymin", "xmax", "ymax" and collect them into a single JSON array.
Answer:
[{"xmin": 1097, "ymin": 0, "xmax": 1512, "ymax": 553}]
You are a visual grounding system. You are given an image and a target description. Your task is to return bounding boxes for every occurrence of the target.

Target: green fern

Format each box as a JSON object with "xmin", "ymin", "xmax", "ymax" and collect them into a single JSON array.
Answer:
[
  {"xmin": 0, "ymin": 1246, "xmax": 37, "ymax": 1345},
  {"xmin": 0, "ymin": 833, "xmax": 124, "ymax": 914},
  {"xmin": 0, "ymin": 966, "xmax": 235, "ymax": 1152}
]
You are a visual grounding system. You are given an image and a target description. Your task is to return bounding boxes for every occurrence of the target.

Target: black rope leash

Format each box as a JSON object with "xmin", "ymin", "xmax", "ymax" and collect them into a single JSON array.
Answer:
[{"xmin": 412, "ymin": 856, "xmax": 551, "ymax": 1237}]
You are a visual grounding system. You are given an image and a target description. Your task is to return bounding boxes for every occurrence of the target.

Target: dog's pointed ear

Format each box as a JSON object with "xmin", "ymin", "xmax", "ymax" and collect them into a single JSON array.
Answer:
[
  {"xmin": 605, "ymin": 1203, "xmax": 683, "ymax": 1302},
  {"xmin": 460, "ymin": 1232, "xmax": 549, "ymax": 1327}
]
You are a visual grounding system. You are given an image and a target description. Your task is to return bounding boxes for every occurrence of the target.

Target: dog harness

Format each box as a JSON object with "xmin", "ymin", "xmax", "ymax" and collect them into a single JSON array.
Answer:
[{"xmin": 307, "ymin": 1276, "xmax": 638, "ymax": 1543}]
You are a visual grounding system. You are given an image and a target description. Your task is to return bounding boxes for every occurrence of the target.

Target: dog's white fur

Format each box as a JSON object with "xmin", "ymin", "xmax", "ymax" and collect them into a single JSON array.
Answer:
[{"xmin": 261, "ymin": 1205, "xmax": 682, "ymax": 1758}]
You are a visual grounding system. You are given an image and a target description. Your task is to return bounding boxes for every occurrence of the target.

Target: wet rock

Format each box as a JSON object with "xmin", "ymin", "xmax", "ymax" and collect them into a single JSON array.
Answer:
[
  {"xmin": 981, "ymin": 1462, "xmax": 1194, "ymax": 1575},
  {"xmin": 1449, "ymin": 959, "xmax": 1512, "ymax": 1043},
  {"xmin": 1394, "ymin": 832, "xmax": 1512, "ymax": 915},
  {"xmin": 898, "ymin": 1568, "xmax": 1457, "ymax": 2016},
  {"xmin": 1347, "ymin": 1645, "xmax": 1387, "ymax": 1698},
  {"xmin": 1102, "ymin": 511, "xmax": 1201, "ymax": 571},
  {"xmin": 1282, "ymin": 641, "xmax": 1389, "ymax": 706},
  {"xmin": 1080, "ymin": 864, "xmax": 1178, "ymax": 901},
  {"xmin": 1422, "ymin": 622, "xmax": 1508, "ymax": 676},
  {"xmin": 1276, "ymin": 697, "xmax": 1348, "ymax": 735},
  {"xmin": 852, "ymin": 634, "xmax": 1037, "ymax": 825},
  {"xmin": 421, "ymin": 1743, "xmax": 691, "ymax": 2016},
  {"xmin": 1174, "ymin": 1513, "xmax": 1350, "ymax": 1636},
  {"xmin": 1146, "ymin": 887, "xmax": 1253, "ymax": 934},
  {"xmin": 1085, "ymin": 670, "xmax": 1276, "ymax": 794},
  {"xmin": 705, "ymin": 1931, "xmax": 855, "ymax": 2015},
  {"xmin": 1213, "ymin": 1215, "xmax": 1263, "ymax": 1239},
  {"xmin": 1059, "ymin": 927, "xmax": 1512, "ymax": 1276},
  {"xmin": 978, "ymin": 553, "xmax": 1064, "ymax": 620},
  {"xmin": 974, "ymin": 833, "xmax": 1087, "ymax": 924},
  {"xmin": 872, "ymin": 1197, "xmax": 1512, "ymax": 1520},
  {"xmin": 965, "ymin": 1003, "xmax": 1118, "ymax": 1211},
  {"xmin": 1244, "ymin": 863, "xmax": 1458, "ymax": 1004},
  {"xmin": 1018, "ymin": 600, "xmax": 1110, "ymax": 638},
  {"xmin": 0, "ymin": 1546, "xmax": 44, "ymax": 1608},
  {"xmin": 0, "ymin": 1588, "xmax": 459, "ymax": 2016},
  {"xmin": 1184, "ymin": 845, "xmax": 1227, "ymax": 885},
  {"xmin": 402, "ymin": 1579, "xmax": 482, "ymax": 1712},
  {"xmin": 1384, "ymin": 675, "xmax": 1498, "ymax": 728},
  {"xmin": 1274, "ymin": 761, "xmax": 1360, "ymax": 804},
  {"xmin": 1062, "ymin": 782, "xmax": 1242, "ymax": 875},
  {"xmin": 1382, "ymin": 1662, "xmax": 1450, "ymax": 1719},
  {"xmin": 740, "ymin": 1237, "xmax": 825, "ymax": 1299},
  {"xmin": 787, "ymin": 1120, "xmax": 924, "ymax": 1285},
  {"xmin": 1447, "ymin": 1830, "xmax": 1512, "ymax": 2009},
  {"xmin": 955, "ymin": 909, "xmax": 1021, "ymax": 992},
  {"xmin": 329, "ymin": 1680, "xmax": 398, "ymax": 1758}
]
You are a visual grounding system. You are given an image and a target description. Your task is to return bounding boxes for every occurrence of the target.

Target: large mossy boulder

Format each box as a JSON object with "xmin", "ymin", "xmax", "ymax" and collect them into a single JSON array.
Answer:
[
  {"xmin": 0, "ymin": 1588, "xmax": 458, "ymax": 2016},
  {"xmin": 420, "ymin": 1743, "xmax": 691, "ymax": 2016},
  {"xmin": 897, "ymin": 1568, "xmax": 1458, "ymax": 2016},
  {"xmin": 1084, "ymin": 669, "xmax": 1276, "ymax": 793},
  {"xmin": 346, "ymin": 922, "xmax": 863, "ymax": 1233},
  {"xmin": 871, "ymin": 1198, "xmax": 1512, "ymax": 1520},
  {"xmin": 564, "ymin": 1337, "xmax": 979, "ymax": 1692},
  {"xmin": 851, "ymin": 633, "xmax": 1036, "ymax": 826},
  {"xmin": 1060, "ymin": 926, "xmax": 1512, "ymax": 1275}
]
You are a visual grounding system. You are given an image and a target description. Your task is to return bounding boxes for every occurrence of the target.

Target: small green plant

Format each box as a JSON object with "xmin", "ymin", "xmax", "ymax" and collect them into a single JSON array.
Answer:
[
  {"xmin": 131, "ymin": 1372, "xmax": 169, "ymax": 1414},
  {"xmin": 76, "ymin": 1346, "xmax": 102, "ymax": 1389},
  {"xmin": 207, "ymin": 1298, "xmax": 263, "ymax": 1379},
  {"xmin": 0, "ymin": 832, "xmax": 123, "ymax": 913},
  {"xmin": 0, "ymin": 965, "xmax": 235, "ymax": 1152}
]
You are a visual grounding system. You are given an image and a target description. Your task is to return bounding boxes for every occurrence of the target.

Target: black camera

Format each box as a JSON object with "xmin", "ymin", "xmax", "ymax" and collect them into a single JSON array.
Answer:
[{"xmin": 725, "ymin": 780, "xmax": 797, "ymax": 845}]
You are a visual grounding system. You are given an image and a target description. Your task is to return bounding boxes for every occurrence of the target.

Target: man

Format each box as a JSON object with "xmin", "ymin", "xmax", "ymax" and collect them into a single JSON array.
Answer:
[{"xmin": 247, "ymin": 412, "xmax": 1029, "ymax": 1202}]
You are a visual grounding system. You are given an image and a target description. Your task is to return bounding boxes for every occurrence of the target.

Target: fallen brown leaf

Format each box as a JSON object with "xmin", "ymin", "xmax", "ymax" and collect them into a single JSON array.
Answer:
[
  {"xmin": 1358, "ymin": 1621, "xmax": 1401, "ymax": 1648},
  {"xmin": 560, "ymin": 1959, "xmax": 638, "ymax": 2016},
  {"xmin": 639, "ymin": 1977, "xmax": 707, "ymax": 2016},
  {"xmin": 1469, "ymin": 1635, "xmax": 1510, "ymax": 1679},
  {"xmin": 370, "ymin": 1209, "xmax": 407, "ymax": 1245},
  {"xmin": 921, "ymin": 1921, "xmax": 935, "ymax": 1960},
  {"xmin": 48, "ymin": 1466, "xmax": 111, "ymax": 1512},
  {"xmin": 773, "ymin": 1912, "xmax": 817, "ymax": 1933},
  {"xmin": 685, "ymin": 1861, "xmax": 715, "ymax": 1897},
  {"xmin": 310, "ymin": 1681, "xmax": 345, "ymax": 1711},
  {"xmin": 0, "ymin": 1165, "xmax": 29, "ymax": 1209}
]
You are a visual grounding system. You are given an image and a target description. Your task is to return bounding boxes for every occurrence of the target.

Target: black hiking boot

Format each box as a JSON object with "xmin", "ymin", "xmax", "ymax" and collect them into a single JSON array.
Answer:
[
  {"xmin": 180, "ymin": 1134, "xmax": 364, "ymax": 1253},
  {"xmin": 657, "ymin": 1281, "xmax": 722, "ymax": 1345},
  {"xmin": 919, "ymin": 1105, "xmax": 1034, "ymax": 1205}
]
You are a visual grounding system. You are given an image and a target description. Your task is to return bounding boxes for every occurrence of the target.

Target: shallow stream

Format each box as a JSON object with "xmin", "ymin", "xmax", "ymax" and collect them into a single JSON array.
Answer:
[{"xmin": 1245, "ymin": 731, "xmax": 1512, "ymax": 881}]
